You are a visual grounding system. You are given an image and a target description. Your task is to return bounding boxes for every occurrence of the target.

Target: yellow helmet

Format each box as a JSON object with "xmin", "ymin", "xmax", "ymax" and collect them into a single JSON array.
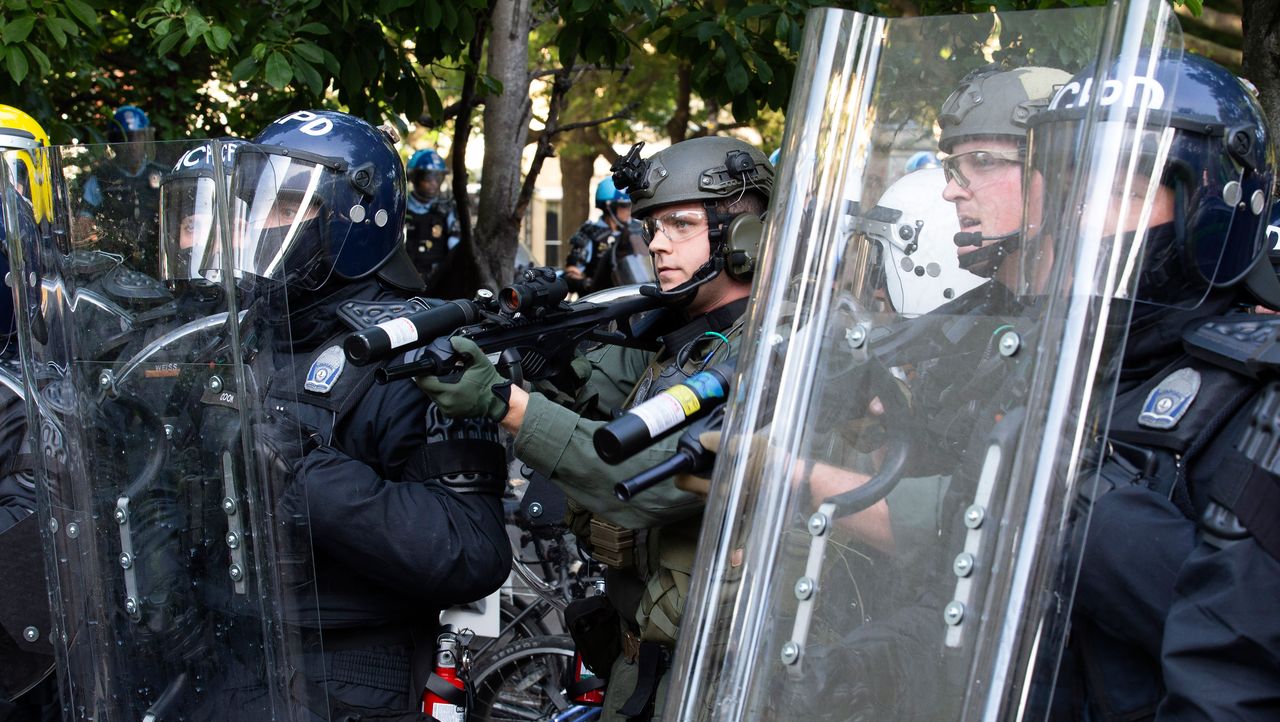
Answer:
[{"xmin": 0, "ymin": 104, "xmax": 53, "ymax": 223}]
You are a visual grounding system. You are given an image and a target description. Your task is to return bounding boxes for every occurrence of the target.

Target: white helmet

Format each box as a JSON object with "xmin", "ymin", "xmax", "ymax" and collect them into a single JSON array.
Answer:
[{"xmin": 850, "ymin": 167, "xmax": 984, "ymax": 316}]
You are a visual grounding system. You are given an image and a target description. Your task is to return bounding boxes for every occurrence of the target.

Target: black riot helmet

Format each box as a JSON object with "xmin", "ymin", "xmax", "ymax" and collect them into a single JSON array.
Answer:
[
  {"xmin": 229, "ymin": 110, "xmax": 424, "ymax": 299},
  {"xmin": 1030, "ymin": 52, "xmax": 1278, "ymax": 313},
  {"xmin": 611, "ymin": 136, "xmax": 773, "ymax": 300}
]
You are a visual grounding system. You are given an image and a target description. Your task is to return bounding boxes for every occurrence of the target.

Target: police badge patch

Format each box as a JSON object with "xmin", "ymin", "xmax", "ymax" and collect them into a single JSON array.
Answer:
[
  {"xmin": 1138, "ymin": 367, "xmax": 1201, "ymax": 430},
  {"xmin": 305, "ymin": 345, "xmax": 346, "ymax": 394}
]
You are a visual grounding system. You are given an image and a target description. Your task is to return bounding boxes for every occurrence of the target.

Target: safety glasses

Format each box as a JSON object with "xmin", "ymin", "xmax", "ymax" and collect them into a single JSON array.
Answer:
[
  {"xmin": 642, "ymin": 209, "xmax": 708, "ymax": 243},
  {"xmin": 941, "ymin": 148, "xmax": 1023, "ymax": 189}
]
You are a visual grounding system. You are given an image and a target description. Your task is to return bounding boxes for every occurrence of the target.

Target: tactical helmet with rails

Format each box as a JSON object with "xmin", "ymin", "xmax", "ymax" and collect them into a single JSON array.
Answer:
[
  {"xmin": 231, "ymin": 110, "xmax": 422, "ymax": 295},
  {"xmin": 939, "ymin": 65, "xmax": 1071, "ymax": 153},
  {"xmin": 611, "ymin": 136, "xmax": 773, "ymax": 296}
]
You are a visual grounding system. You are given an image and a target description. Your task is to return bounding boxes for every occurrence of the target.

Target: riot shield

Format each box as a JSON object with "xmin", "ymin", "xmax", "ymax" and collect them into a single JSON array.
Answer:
[
  {"xmin": 668, "ymin": 3, "xmax": 1182, "ymax": 721},
  {"xmin": 612, "ymin": 220, "xmax": 656, "ymax": 286},
  {"xmin": 2, "ymin": 138, "xmax": 326, "ymax": 721}
]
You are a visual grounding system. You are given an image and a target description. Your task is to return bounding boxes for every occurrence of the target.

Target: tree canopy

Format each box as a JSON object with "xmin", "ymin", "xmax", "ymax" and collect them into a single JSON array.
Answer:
[{"xmin": 0, "ymin": 0, "xmax": 1253, "ymax": 293}]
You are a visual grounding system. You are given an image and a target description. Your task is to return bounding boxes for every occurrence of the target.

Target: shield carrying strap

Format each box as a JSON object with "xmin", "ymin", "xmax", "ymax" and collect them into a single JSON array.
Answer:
[{"xmin": 615, "ymin": 641, "xmax": 670, "ymax": 720}]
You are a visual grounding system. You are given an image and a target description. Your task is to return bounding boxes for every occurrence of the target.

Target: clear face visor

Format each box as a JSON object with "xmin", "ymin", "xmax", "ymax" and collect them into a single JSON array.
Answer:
[
  {"xmin": 226, "ymin": 148, "xmax": 346, "ymax": 289},
  {"xmin": 159, "ymin": 174, "xmax": 218, "ymax": 282},
  {"xmin": 1026, "ymin": 115, "xmax": 1217, "ymax": 308},
  {"xmin": 0, "ymin": 132, "xmax": 50, "ymax": 222}
]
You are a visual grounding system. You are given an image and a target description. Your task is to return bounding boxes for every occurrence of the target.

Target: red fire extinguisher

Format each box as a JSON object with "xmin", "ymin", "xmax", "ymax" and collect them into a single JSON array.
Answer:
[
  {"xmin": 570, "ymin": 650, "xmax": 606, "ymax": 705},
  {"xmin": 423, "ymin": 627, "xmax": 467, "ymax": 722}
]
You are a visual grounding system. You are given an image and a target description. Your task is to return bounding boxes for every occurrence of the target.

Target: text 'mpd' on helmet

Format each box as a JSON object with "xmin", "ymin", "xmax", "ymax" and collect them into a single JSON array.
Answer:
[
  {"xmin": 1028, "ymin": 51, "xmax": 1277, "ymax": 313},
  {"xmin": 158, "ymin": 138, "xmax": 246, "ymax": 285},
  {"xmin": 230, "ymin": 110, "xmax": 410, "ymax": 293},
  {"xmin": 664, "ymin": 4, "xmax": 1186, "ymax": 722},
  {"xmin": 611, "ymin": 136, "xmax": 773, "ymax": 294}
]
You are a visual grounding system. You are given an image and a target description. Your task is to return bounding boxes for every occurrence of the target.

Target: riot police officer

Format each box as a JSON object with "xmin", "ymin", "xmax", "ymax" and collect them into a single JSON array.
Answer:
[
  {"xmin": 1033, "ymin": 53, "xmax": 1280, "ymax": 720},
  {"xmin": 76, "ymin": 105, "xmax": 167, "ymax": 270},
  {"xmin": 403, "ymin": 148, "xmax": 459, "ymax": 291},
  {"xmin": 564, "ymin": 177, "xmax": 648, "ymax": 295},
  {"xmin": 416, "ymin": 136, "xmax": 773, "ymax": 721},
  {"xmin": 228, "ymin": 110, "xmax": 511, "ymax": 720},
  {"xmin": 0, "ymin": 104, "xmax": 56, "ymax": 722}
]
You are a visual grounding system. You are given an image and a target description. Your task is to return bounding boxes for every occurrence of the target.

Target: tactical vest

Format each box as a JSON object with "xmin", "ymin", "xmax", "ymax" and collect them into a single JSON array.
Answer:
[
  {"xmin": 405, "ymin": 200, "xmax": 453, "ymax": 278},
  {"xmin": 586, "ymin": 315, "xmax": 746, "ymax": 647},
  {"xmin": 252, "ymin": 299, "xmax": 508, "ymax": 590},
  {"xmin": 1068, "ymin": 314, "xmax": 1278, "ymax": 722}
]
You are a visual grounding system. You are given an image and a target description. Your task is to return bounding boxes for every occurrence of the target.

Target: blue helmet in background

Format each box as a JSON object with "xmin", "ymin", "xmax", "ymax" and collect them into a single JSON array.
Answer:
[
  {"xmin": 231, "ymin": 110, "xmax": 421, "ymax": 295},
  {"xmin": 905, "ymin": 150, "xmax": 940, "ymax": 173},
  {"xmin": 1034, "ymin": 52, "xmax": 1277, "ymax": 311},
  {"xmin": 407, "ymin": 148, "xmax": 447, "ymax": 187},
  {"xmin": 595, "ymin": 176, "xmax": 631, "ymax": 211},
  {"xmin": 108, "ymin": 104, "xmax": 155, "ymax": 144},
  {"xmin": 159, "ymin": 138, "xmax": 246, "ymax": 284}
]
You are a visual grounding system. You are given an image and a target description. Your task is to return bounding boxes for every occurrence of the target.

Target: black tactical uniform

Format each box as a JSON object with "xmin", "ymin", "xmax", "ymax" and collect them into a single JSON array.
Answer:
[
  {"xmin": 404, "ymin": 195, "xmax": 457, "ymax": 291},
  {"xmin": 0, "ymin": 358, "xmax": 57, "ymax": 722},
  {"xmin": 1058, "ymin": 294, "xmax": 1280, "ymax": 720},
  {"xmin": 256, "ymin": 278, "xmax": 512, "ymax": 720}
]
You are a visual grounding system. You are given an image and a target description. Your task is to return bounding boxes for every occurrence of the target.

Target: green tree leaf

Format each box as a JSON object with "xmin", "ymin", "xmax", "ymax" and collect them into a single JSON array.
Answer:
[
  {"xmin": 209, "ymin": 26, "xmax": 231, "ymax": 51},
  {"xmin": 230, "ymin": 55, "xmax": 258, "ymax": 82},
  {"xmin": 2, "ymin": 15, "xmax": 36, "ymax": 44},
  {"xmin": 63, "ymin": 0, "xmax": 98, "ymax": 29},
  {"xmin": 156, "ymin": 29, "xmax": 183, "ymax": 55},
  {"xmin": 265, "ymin": 50, "xmax": 293, "ymax": 89},
  {"xmin": 293, "ymin": 56, "xmax": 324, "ymax": 95},
  {"xmin": 293, "ymin": 41, "xmax": 324, "ymax": 63},
  {"xmin": 5, "ymin": 46, "xmax": 28, "ymax": 84},
  {"xmin": 26, "ymin": 43, "xmax": 49, "ymax": 77},
  {"xmin": 184, "ymin": 11, "xmax": 209, "ymax": 38}
]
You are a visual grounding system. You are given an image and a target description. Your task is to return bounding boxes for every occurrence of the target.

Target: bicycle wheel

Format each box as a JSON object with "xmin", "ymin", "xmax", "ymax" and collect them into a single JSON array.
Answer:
[
  {"xmin": 470, "ymin": 596, "xmax": 556, "ymax": 660},
  {"xmin": 469, "ymin": 635, "xmax": 600, "ymax": 722}
]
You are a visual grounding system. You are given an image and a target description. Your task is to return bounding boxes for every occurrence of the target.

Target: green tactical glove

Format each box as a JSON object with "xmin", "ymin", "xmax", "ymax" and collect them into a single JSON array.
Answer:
[{"xmin": 414, "ymin": 336, "xmax": 513, "ymax": 420}]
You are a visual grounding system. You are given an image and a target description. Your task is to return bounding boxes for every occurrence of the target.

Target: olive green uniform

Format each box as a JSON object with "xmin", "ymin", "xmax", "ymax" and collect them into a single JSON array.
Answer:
[{"xmin": 513, "ymin": 299, "xmax": 747, "ymax": 721}]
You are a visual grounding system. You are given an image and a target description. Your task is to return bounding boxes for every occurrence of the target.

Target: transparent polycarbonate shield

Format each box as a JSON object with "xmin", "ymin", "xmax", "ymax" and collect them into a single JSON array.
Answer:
[
  {"xmin": 612, "ymin": 221, "xmax": 656, "ymax": 286},
  {"xmin": 1, "ymin": 139, "xmax": 328, "ymax": 721},
  {"xmin": 668, "ymin": 3, "xmax": 1182, "ymax": 721}
]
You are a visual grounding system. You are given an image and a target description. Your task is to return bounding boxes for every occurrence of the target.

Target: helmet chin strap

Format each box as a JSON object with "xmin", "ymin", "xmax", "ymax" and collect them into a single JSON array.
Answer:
[{"xmin": 954, "ymin": 230, "xmax": 1021, "ymax": 278}]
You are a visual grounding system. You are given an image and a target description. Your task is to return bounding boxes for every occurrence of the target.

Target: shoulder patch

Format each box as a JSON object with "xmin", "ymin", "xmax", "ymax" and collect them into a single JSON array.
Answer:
[
  {"xmin": 1138, "ymin": 367, "xmax": 1201, "ymax": 430},
  {"xmin": 305, "ymin": 345, "xmax": 346, "ymax": 394}
]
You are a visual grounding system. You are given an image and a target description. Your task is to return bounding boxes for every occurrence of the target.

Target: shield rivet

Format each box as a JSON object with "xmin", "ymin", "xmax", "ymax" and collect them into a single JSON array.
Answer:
[
  {"xmin": 998, "ymin": 331, "xmax": 1020, "ymax": 357},
  {"xmin": 953, "ymin": 553, "xmax": 975, "ymax": 577},
  {"xmin": 794, "ymin": 577, "xmax": 815, "ymax": 600},
  {"xmin": 780, "ymin": 641, "xmax": 801, "ymax": 665},
  {"xmin": 807, "ymin": 512, "xmax": 829, "ymax": 536},
  {"xmin": 944, "ymin": 601, "xmax": 965, "ymax": 626},
  {"xmin": 964, "ymin": 505, "xmax": 985, "ymax": 529},
  {"xmin": 23, "ymin": 626, "xmax": 39, "ymax": 643}
]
